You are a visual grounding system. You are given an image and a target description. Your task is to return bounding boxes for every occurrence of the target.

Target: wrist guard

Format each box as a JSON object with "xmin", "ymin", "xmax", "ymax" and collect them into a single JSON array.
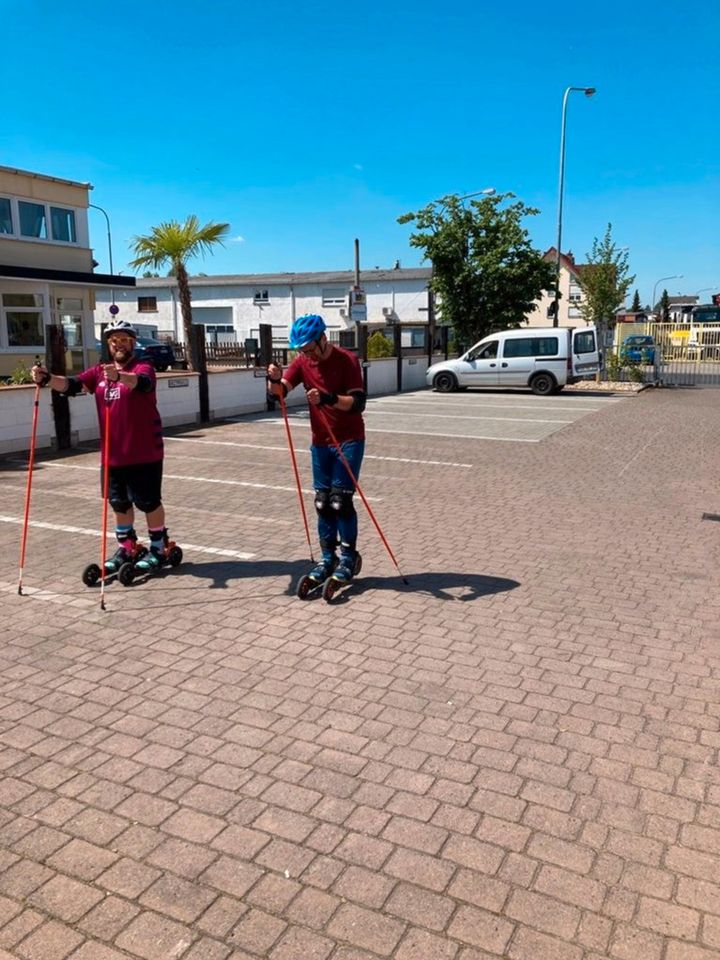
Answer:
[
  {"xmin": 37, "ymin": 370, "xmax": 51, "ymax": 387},
  {"xmin": 319, "ymin": 391, "xmax": 338, "ymax": 407}
]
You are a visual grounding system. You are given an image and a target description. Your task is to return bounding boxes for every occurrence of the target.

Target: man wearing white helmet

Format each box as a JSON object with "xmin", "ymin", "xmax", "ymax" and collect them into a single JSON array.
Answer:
[{"xmin": 32, "ymin": 318, "xmax": 173, "ymax": 575}]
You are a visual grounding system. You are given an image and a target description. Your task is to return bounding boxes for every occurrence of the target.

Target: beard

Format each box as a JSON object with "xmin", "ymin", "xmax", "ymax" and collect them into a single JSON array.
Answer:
[{"xmin": 109, "ymin": 345, "xmax": 134, "ymax": 366}]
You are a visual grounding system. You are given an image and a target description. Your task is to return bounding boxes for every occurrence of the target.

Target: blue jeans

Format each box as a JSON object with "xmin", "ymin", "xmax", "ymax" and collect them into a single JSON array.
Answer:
[{"xmin": 311, "ymin": 440, "xmax": 365, "ymax": 553}]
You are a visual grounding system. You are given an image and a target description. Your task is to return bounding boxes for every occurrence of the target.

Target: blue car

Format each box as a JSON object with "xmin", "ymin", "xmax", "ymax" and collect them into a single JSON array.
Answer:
[{"xmin": 620, "ymin": 335, "xmax": 655, "ymax": 364}]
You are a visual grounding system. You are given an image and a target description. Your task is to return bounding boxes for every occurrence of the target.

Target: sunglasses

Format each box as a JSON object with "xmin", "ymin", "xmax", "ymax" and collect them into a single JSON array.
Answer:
[{"xmin": 108, "ymin": 336, "xmax": 133, "ymax": 345}]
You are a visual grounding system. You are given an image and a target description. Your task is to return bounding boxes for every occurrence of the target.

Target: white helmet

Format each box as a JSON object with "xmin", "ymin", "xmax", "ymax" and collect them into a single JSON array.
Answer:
[{"xmin": 104, "ymin": 319, "xmax": 138, "ymax": 339}]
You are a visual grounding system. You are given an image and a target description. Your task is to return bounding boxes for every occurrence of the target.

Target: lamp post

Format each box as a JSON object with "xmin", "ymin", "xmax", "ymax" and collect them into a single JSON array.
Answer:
[
  {"xmin": 651, "ymin": 275, "xmax": 683, "ymax": 318},
  {"xmin": 88, "ymin": 202, "xmax": 115, "ymax": 306},
  {"xmin": 696, "ymin": 286, "xmax": 718, "ymax": 301},
  {"xmin": 552, "ymin": 86, "xmax": 596, "ymax": 327}
]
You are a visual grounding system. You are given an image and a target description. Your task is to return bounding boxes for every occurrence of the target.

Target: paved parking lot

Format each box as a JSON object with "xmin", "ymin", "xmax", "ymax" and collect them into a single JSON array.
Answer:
[{"xmin": 0, "ymin": 385, "xmax": 719, "ymax": 960}]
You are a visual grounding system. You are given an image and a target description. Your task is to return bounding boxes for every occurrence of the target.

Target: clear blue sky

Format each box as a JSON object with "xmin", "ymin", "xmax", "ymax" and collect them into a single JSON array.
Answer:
[{"xmin": 2, "ymin": 0, "xmax": 718, "ymax": 306}]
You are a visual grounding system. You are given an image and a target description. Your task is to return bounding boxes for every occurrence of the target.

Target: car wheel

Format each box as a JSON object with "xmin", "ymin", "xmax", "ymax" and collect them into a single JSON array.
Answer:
[
  {"xmin": 433, "ymin": 372, "xmax": 458, "ymax": 393},
  {"xmin": 530, "ymin": 372, "xmax": 556, "ymax": 396}
]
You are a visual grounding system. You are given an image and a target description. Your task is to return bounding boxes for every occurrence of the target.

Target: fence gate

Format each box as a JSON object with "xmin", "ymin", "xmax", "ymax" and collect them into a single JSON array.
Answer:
[{"xmin": 616, "ymin": 322, "xmax": 720, "ymax": 387}]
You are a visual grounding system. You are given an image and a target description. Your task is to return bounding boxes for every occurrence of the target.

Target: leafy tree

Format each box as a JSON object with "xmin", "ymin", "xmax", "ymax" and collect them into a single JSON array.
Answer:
[
  {"xmin": 578, "ymin": 224, "xmax": 635, "ymax": 347},
  {"xmin": 630, "ymin": 289, "xmax": 642, "ymax": 312},
  {"xmin": 130, "ymin": 215, "xmax": 230, "ymax": 370},
  {"xmin": 398, "ymin": 193, "xmax": 554, "ymax": 346},
  {"xmin": 367, "ymin": 331, "xmax": 394, "ymax": 358}
]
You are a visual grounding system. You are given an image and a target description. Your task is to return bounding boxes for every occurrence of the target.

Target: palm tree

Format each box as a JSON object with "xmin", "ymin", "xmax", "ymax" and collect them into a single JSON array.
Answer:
[{"xmin": 130, "ymin": 216, "xmax": 230, "ymax": 370}]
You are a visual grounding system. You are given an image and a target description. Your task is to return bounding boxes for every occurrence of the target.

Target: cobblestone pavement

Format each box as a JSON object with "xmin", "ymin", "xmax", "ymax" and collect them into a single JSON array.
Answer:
[{"xmin": 0, "ymin": 386, "xmax": 718, "ymax": 960}]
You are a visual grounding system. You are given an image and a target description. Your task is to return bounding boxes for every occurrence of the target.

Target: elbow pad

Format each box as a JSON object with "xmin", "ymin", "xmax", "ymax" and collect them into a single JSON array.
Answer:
[
  {"xmin": 349, "ymin": 391, "xmax": 366, "ymax": 413},
  {"xmin": 65, "ymin": 377, "xmax": 84, "ymax": 397},
  {"xmin": 135, "ymin": 374, "xmax": 154, "ymax": 393}
]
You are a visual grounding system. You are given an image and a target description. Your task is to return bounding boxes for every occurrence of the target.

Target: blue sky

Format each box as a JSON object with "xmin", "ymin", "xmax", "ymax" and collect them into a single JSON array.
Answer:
[{"xmin": 2, "ymin": 0, "xmax": 718, "ymax": 306}]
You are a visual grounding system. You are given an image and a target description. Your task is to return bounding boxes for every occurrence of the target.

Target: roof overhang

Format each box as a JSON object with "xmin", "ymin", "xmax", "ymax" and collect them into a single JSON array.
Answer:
[{"xmin": 0, "ymin": 264, "xmax": 135, "ymax": 288}]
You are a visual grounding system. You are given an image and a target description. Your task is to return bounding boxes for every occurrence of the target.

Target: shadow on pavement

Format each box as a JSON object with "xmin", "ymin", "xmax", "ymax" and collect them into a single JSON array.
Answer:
[
  {"xmin": 121, "ymin": 561, "xmax": 520, "ymax": 603},
  {"xmin": 348, "ymin": 571, "xmax": 520, "ymax": 602}
]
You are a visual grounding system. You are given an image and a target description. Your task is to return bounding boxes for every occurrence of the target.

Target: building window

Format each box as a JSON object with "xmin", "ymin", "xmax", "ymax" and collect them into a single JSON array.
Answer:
[
  {"xmin": 568, "ymin": 306, "xmax": 582, "ymax": 319},
  {"xmin": 2, "ymin": 293, "xmax": 45, "ymax": 348},
  {"xmin": 253, "ymin": 289, "xmax": 269, "ymax": 303},
  {"xmin": 322, "ymin": 288, "xmax": 346, "ymax": 307},
  {"xmin": 138, "ymin": 296, "xmax": 158, "ymax": 312},
  {"xmin": 0, "ymin": 197, "xmax": 81, "ymax": 245},
  {"xmin": 0, "ymin": 198, "xmax": 13, "ymax": 234},
  {"xmin": 50, "ymin": 207, "xmax": 77, "ymax": 243},
  {"xmin": 569, "ymin": 282, "xmax": 582, "ymax": 303},
  {"xmin": 19, "ymin": 201, "xmax": 47, "ymax": 239}
]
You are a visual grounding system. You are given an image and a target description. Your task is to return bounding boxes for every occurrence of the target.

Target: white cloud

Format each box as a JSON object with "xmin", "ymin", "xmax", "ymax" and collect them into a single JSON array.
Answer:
[{"xmin": 230, "ymin": 235, "xmax": 245, "ymax": 243}]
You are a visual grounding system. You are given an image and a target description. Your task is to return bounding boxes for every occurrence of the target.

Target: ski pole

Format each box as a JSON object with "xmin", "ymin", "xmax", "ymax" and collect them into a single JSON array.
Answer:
[
  {"xmin": 17, "ymin": 362, "xmax": 42, "ymax": 595},
  {"xmin": 279, "ymin": 393, "xmax": 315, "ymax": 562},
  {"xmin": 314, "ymin": 405, "xmax": 408, "ymax": 584},
  {"xmin": 99, "ymin": 401, "xmax": 112, "ymax": 611}
]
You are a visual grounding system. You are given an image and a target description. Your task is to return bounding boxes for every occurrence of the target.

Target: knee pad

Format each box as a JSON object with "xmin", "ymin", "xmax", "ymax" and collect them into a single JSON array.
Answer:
[
  {"xmin": 134, "ymin": 496, "xmax": 162, "ymax": 514},
  {"xmin": 314, "ymin": 489, "xmax": 333, "ymax": 519},
  {"xmin": 330, "ymin": 488, "xmax": 355, "ymax": 519},
  {"xmin": 109, "ymin": 498, "xmax": 132, "ymax": 514}
]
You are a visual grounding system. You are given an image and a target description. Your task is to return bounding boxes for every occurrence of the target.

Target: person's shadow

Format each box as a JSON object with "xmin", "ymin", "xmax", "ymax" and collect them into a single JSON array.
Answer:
[{"xmin": 124, "ymin": 558, "xmax": 520, "ymax": 604}]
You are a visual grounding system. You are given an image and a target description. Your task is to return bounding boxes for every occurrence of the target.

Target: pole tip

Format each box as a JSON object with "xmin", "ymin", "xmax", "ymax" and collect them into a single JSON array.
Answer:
[{"xmin": 17, "ymin": 586, "xmax": 22, "ymax": 596}]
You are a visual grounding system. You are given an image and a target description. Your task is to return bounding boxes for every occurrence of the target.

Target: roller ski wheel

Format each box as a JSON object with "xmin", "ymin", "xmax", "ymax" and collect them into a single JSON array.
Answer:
[
  {"xmin": 322, "ymin": 553, "xmax": 362, "ymax": 604},
  {"xmin": 296, "ymin": 557, "xmax": 337, "ymax": 600},
  {"xmin": 130, "ymin": 541, "xmax": 183, "ymax": 582},
  {"xmin": 82, "ymin": 563, "xmax": 102, "ymax": 587},
  {"xmin": 118, "ymin": 562, "xmax": 136, "ymax": 587},
  {"xmin": 167, "ymin": 544, "xmax": 183, "ymax": 567}
]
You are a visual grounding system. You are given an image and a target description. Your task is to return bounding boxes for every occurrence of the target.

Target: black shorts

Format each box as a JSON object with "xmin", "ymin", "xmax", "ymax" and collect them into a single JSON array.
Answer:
[{"xmin": 106, "ymin": 461, "xmax": 163, "ymax": 512}]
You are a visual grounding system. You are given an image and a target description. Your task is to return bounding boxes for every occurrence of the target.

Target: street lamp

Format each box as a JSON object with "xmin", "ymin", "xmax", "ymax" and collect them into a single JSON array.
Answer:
[
  {"xmin": 88, "ymin": 202, "xmax": 115, "ymax": 306},
  {"xmin": 696, "ymin": 286, "xmax": 718, "ymax": 300},
  {"xmin": 436, "ymin": 187, "xmax": 496, "ymax": 204},
  {"xmin": 651, "ymin": 275, "xmax": 683, "ymax": 316},
  {"xmin": 552, "ymin": 85, "xmax": 596, "ymax": 327}
]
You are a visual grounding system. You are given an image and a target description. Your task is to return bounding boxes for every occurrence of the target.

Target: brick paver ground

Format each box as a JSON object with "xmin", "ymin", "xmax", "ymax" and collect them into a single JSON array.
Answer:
[{"xmin": 0, "ymin": 385, "xmax": 718, "ymax": 959}]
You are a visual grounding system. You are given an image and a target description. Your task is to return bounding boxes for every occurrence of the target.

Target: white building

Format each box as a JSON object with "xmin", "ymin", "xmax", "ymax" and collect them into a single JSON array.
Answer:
[{"xmin": 95, "ymin": 268, "xmax": 433, "ymax": 345}]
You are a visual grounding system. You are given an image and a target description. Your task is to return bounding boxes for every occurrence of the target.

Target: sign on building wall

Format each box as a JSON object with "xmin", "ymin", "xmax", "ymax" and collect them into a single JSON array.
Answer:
[{"xmin": 349, "ymin": 288, "xmax": 367, "ymax": 323}]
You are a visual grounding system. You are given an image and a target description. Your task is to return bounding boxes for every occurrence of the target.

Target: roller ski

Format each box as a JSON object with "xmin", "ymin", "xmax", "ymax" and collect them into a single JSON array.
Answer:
[
  {"xmin": 322, "ymin": 546, "xmax": 362, "ymax": 604},
  {"xmin": 82, "ymin": 540, "xmax": 148, "ymax": 588},
  {"xmin": 118, "ymin": 536, "xmax": 183, "ymax": 586},
  {"xmin": 296, "ymin": 553, "xmax": 337, "ymax": 600}
]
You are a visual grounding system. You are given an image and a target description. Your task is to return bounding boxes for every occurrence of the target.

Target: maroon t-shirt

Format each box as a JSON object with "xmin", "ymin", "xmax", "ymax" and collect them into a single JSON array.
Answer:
[
  {"xmin": 284, "ymin": 346, "xmax": 365, "ymax": 446},
  {"xmin": 76, "ymin": 358, "xmax": 164, "ymax": 467}
]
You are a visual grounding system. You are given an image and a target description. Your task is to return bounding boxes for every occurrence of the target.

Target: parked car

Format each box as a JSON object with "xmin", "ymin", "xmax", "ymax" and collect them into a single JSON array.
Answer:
[
  {"xmin": 620, "ymin": 335, "xmax": 655, "ymax": 364},
  {"xmin": 93, "ymin": 336, "xmax": 175, "ymax": 371},
  {"xmin": 426, "ymin": 325, "xmax": 600, "ymax": 396}
]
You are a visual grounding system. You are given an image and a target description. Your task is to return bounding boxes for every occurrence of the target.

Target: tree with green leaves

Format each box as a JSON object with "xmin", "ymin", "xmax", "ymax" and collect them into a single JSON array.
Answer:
[
  {"xmin": 130, "ymin": 216, "xmax": 230, "ymax": 370},
  {"xmin": 398, "ymin": 193, "xmax": 554, "ymax": 347},
  {"xmin": 577, "ymin": 225, "xmax": 635, "ymax": 349},
  {"xmin": 630, "ymin": 289, "xmax": 642, "ymax": 312}
]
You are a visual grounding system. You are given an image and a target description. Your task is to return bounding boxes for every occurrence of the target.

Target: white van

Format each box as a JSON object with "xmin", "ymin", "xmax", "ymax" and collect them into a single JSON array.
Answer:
[{"xmin": 426, "ymin": 326, "xmax": 600, "ymax": 396}]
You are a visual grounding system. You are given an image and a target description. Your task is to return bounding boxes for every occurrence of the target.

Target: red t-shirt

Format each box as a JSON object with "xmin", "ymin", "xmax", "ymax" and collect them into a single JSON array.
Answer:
[
  {"xmin": 77, "ymin": 358, "xmax": 164, "ymax": 467},
  {"xmin": 284, "ymin": 346, "xmax": 365, "ymax": 446}
]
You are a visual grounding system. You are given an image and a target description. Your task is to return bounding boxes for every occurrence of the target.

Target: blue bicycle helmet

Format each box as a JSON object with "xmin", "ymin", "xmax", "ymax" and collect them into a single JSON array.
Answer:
[{"xmin": 289, "ymin": 313, "xmax": 326, "ymax": 349}]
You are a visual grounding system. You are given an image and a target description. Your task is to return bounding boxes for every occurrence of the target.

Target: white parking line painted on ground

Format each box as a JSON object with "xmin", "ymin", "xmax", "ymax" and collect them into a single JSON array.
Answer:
[
  {"xmin": 367, "ymin": 428, "xmax": 540, "ymax": 442},
  {"xmin": 164, "ymin": 436, "xmax": 472, "ymax": 468},
  {"xmin": 367, "ymin": 398, "xmax": 613, "ymax": 413},
  {"xmin": 366, "ymin": 411, "xmax": 575, "ymax": 425},
  {"xmin": 0, "ymin": 481, "xmax": 293, "ymax": 525},
  {"xmin": 0, "ymin": 515, "xmax": 256, "ymax": 559},
  {"xmin": 0, "ymin": 579, "xmax": 96, "ymax": 608},
  {"xmin": 23, "ymin": 462, "xmax": 382, "ymax": 501}
]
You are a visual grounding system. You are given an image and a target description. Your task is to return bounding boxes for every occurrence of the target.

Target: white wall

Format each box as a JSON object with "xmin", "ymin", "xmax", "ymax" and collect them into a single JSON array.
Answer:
[{"xmin": 0, "ymin": 354, "xmax": 443, "ymax": 456}]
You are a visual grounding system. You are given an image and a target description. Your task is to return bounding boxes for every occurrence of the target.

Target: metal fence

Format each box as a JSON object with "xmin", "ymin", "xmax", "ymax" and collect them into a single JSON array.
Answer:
[{"xmin": 615, "ymin": 322, "xmax": 720, "ymax": 387}]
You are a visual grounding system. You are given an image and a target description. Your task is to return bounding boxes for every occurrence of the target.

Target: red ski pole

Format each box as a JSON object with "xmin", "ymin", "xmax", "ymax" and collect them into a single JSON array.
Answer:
[
  {"xmin": 314, "ymin": 405, "xmax": 408, "ymax": 584},
  {"xmin": 279, "ymin": 393, "xmax": 315, "ymax": 562},
  {"xmin": 17, "ymin": 377, "xmax": 42, "ymax": 595},
  {"xmin": 99, "ymin": 401, "xmax": 112, "ymax": 611}
]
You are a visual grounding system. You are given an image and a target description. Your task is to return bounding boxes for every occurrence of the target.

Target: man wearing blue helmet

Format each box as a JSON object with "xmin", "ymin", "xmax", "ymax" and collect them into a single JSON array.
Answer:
[{"xmin": 268, "ymin": 314, "xmax": 366, "ymax": 590}]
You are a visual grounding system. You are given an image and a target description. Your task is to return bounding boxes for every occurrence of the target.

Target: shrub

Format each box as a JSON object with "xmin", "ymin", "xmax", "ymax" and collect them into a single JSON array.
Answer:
[
  {"xmin": 8, "ymin": 361, "xmax": 33, "ymax": 385},
  {"xmin": 367, "ymin": 331, "xmax": 394, "ymax": 359},
  {"xmin": 605, "ymin": 351, "xmax": 623, "ymax": 382}
]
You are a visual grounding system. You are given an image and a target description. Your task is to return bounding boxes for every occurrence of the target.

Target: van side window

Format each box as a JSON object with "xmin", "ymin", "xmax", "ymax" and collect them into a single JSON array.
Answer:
[
  {"xmin": 475, "ymin": 341, "xmax": 498, "ymax": 359},
  {"xmin": 503, "ymin": 337, "xmax": 559, "ymax": 358},
  {"xmin": 574, "ymin": 331, "xmax": 596, "ymax": 354}
]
